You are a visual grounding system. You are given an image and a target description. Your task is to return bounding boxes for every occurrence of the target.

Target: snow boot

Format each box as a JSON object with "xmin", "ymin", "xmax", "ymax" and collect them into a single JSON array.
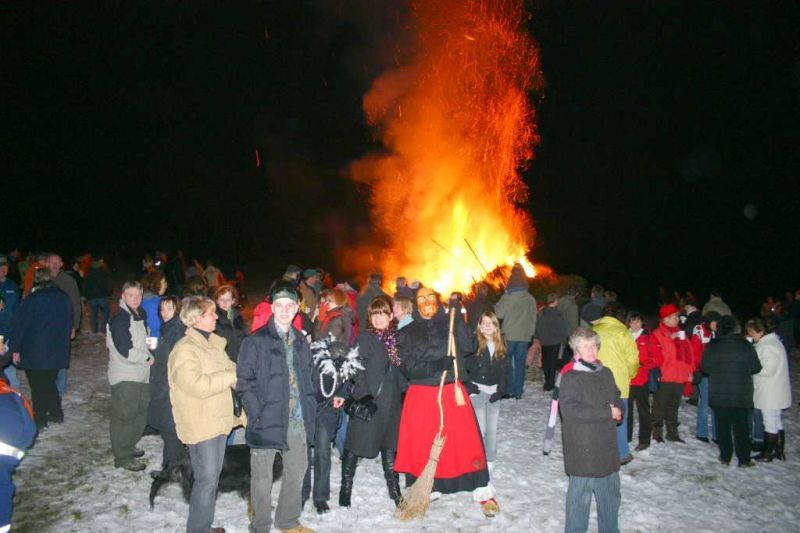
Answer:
[
  {"xmin": 775, "ymin": 430, "xmax": 786, "ymax": 461},
  {"xmin": 652, "ymin": 424, "xmax": 664, "ymax": 443},
  {"xmin": 754, "ymin": 432, "xmax": 777, "ymax": 462},
  {"xmin": 338, "ymin": 450, "xmax": 358, "ymax": 508},
  {"xmin": 665, "ymin": 422, "xmax": 685, "ymax": 443},
  {"xmin": 381, "ymin": 449, "xmax": 402, "ymax": 507},
  {"xmin": 480, "ymin": 498, "xmax": 500, "ymax": 518}
]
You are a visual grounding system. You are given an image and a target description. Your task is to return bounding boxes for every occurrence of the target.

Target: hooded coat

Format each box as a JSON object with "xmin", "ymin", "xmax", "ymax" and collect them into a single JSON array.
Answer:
[
  {"xmin": 752, "ymin": 332, "xmax": 792, "ymax": 410},
  {"xmin": 591, "ymin": 316, "xmax": 639, "ymax": 397}
]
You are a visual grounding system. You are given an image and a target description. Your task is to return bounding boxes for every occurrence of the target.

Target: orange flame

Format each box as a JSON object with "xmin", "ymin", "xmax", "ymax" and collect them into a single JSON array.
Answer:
[{"xmin": 341, "ymin": 0, "xmax": 543, "ymax": 295}]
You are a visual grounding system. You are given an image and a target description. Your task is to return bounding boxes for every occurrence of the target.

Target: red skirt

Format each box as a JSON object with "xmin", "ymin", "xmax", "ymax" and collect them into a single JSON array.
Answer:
[{"xmin": 395, "ymin": 382, "xmax": 489, "ymax": 493}]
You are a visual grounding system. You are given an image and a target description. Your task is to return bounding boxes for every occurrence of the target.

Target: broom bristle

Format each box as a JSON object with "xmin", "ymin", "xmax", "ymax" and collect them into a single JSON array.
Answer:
[{"xmin": 396, "ymin": 433, "xmax": 447, "ymax": 521}]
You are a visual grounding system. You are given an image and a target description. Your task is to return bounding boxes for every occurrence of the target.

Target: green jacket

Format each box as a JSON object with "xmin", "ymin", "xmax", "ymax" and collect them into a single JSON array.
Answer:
[{"xmin": 495, "ymin": 290, "xmax": 537, "ymax": 342}]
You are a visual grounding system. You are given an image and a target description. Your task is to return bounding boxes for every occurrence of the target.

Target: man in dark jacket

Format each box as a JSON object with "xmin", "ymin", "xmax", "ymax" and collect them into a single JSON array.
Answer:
[
  {"xmin": 560, "ymin": 326, "xmax": 623, "ymax": 533},
  {"xmin": 701, "ymin": 316, "xmax": 762, "ymax": 467},
  {"xmin": 8, "ymin": 269, "xmax": 73, "ymax": 430},
  {"xmin": 84, "ymin": 257, "xmax": 113, "ymax": 335},
  {"xmin": 536, "ymin": 293, "xmax": 570, "ymax": 391},
  {"xmin": 237, "ymin": 286, "xmax": 317, "ymax": 533},
  {"xmin": 356, "ymin": 272, "xmax": 389, "ymax": 328}
]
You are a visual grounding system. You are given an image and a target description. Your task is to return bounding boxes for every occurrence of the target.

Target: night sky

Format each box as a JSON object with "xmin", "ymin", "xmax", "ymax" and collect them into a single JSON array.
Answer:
[{"xmin": 2, "ymin": 1, "xmax": 798, "ymax": 312}]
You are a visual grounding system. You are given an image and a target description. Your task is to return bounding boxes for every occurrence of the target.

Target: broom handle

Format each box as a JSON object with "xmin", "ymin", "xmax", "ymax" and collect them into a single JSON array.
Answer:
[{"xmin": 437, "ymin": 365, "xmax": 446, "ymax": 431}]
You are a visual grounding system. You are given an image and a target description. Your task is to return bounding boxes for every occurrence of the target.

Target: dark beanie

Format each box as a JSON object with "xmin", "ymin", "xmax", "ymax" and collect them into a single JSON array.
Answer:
[{"xmin": 581, "ymin": 303, "xmax": 604, "ymax": 323}]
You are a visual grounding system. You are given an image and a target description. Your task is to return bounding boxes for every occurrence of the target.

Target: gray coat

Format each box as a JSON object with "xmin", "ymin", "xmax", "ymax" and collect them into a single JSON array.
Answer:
[{"xmin": 559, "ymin": 363, "xmax": 622, "ymax": 478}]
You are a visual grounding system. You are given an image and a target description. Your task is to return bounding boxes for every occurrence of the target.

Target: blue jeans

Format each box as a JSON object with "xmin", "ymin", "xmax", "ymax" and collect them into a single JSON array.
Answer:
[
  {"xmin": 334, "ymin": 410, "xmax": 348, "ymax": 457},
  {"xmin": 89, "ymin": 298, "xmax": 111, "ymax": 334},
  {"xmin": 751, "ymin": 408, "xmax": 764, "ymax": 444},
  {"xmin": 696, "ymin": 377, "xmax": 716, "ymax": 440},
  {"xmin": 565, "ymin": 472, "xmax": 620, "ymax": 533},
  {"xmin": 56, "ymin": 368, "xmax": 67, "ymax": 397},
  {"xmin": 506, "ymin": 341, "xmax": 530, "ymax": 398},
  {"xmin": 187, "ymin": 434, "xmax": 226, "ymax": 533},
  {"xmin": 3, "ymin": 364, "xmax": 19, "ymax": 388},
  {"xmin": 616, "ymin": 399, "xmax": 630, "ymax": 459}
]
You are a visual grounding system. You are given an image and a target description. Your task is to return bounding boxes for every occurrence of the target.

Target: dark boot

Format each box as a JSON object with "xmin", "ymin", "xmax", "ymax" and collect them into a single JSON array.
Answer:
[
  {"xmin": 775, "ymin": 430, "xmax": 786, "ymax": 461},
  {"xmin": 754, "ymin": 432, "xmax": 777, "ymax": 462},
  {"xmin": 653, "ymin": 424, "xmax": 664, "ymax": 443},
  {"xmin": 381, "ymin": 449, "xmax": 402, "ymax": 506},
  {"xmin": 665, "ymin": 422, "xmax": 685, "ymax": 443},
  {"xmin": 338, "ymin": 450, "xmax": 358, "ymax": 508}
]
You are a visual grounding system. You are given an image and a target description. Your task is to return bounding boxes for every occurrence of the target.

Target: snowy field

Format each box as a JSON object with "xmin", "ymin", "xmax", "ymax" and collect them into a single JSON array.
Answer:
[{"xmin": 11, "ymin": 333, "xmax": 800, "ymax": 533}]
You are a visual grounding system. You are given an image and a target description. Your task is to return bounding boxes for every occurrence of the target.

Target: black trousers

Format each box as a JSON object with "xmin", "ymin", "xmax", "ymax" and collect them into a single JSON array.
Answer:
[
  {"xmin": 541, "ymin": 344, "xmax": 562, "ymax": 391},
  {"xmin": 627, "ymin": 385, "xmax": 652, "ymax": 444},
  {"xmin": 651, "ymin": 382, "xmax": 683, "ymax": 427},
  {"xmin": 714, "ymin": 407, "xmax": 751, "ymax": 464},
  {"xmin": 25, "ymin": 369, "xmax": 63, "ymax": 426}
]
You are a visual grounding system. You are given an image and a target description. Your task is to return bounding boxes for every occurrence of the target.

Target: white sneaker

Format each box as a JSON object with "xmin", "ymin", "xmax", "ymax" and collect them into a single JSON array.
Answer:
[{"xmin": 429, "ymin": 491, "xmax": 442, "ymax": 502}]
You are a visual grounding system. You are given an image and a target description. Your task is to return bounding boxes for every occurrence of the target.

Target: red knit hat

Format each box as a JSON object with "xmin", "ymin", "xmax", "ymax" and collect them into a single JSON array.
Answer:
[{"xmin": 659, "ymin": 303, "xmax": 680, "ymax": 319}]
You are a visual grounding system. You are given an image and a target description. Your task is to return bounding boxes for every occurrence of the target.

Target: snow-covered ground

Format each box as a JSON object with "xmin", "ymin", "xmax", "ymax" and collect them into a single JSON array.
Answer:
[{"xmin": 11, "ymin": 333, "xmax": 800, "ymax": 532}]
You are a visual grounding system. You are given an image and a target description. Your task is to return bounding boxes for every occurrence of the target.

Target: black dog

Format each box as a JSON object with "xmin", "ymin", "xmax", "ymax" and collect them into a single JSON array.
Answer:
[{"xmin": 149, "ymin": 444, "xmax": 283, "ymax": 509}]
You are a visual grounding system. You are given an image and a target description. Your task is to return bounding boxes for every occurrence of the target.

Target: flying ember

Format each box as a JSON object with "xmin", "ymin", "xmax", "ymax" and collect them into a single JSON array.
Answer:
[{"xmin": 341, "ymin": 0, "xmax": 544, "ymax": 295}]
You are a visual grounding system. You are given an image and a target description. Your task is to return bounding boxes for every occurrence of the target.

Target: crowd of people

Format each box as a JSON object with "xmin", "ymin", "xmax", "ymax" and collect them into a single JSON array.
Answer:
[{"xmin": 0, "ymin": 251, "xmax": 797, "ymax": 533}]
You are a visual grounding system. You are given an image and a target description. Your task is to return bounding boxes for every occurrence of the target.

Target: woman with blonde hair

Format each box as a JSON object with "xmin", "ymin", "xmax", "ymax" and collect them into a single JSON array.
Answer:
[
  {"xmin": 168, "ymin": 296, "xmax": 239, "ymax": 533},
  {"xmin": 464, "ymin": 310, "xmax": 508, "ymax": 473}
]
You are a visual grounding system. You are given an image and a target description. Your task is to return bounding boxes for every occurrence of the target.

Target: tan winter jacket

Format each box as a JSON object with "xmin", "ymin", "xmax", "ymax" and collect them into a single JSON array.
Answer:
[{"xmin": 168, "ymin": 328, "xmax": 240, "ymax": 445}]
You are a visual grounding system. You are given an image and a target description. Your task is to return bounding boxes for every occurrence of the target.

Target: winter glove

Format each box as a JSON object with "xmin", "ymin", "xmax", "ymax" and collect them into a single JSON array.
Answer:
[
  {"xmin": 464, "ymin": 381, "xmax": 480, "ymax": 396},
  {"xmin": 489, "ymin": 392, "xmax": 502, "ymax": 403},
  {"xmin": 435, "ymin": 357, "xmax": 454, "ymax": 372}
]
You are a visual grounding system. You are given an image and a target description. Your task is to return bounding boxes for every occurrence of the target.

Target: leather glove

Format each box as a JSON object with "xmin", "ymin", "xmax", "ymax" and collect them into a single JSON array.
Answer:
[
  {"xmin": 364, "ymin": 399, "xmax": 378, "ymax": 416},
  {"xmin": 464, "ymin": 382, "xmax": 480, "ymax": 395},
  {"xmin": 489, "ymin": 392, "xmax": 502, "ymax": 403}
]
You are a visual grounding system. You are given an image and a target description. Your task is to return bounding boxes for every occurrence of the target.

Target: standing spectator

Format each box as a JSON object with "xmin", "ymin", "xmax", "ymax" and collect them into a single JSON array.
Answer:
[
  {"xmin": 168, "ymin": 296, "xmax": 239, "ymax": 533},
  {"xmin": 495, "ymin": 264, "xmax": 537, "ymax": 400},
  {"xmin": 84, "ymin": 257, "xmax": 113, "ymax": 336},
  {"xmin": 651, "ymin": 304, "xmax": 693, "ymax": 444},
  {"xmin": 107, "ymin": 281, "xmax": 153, "ymax": 471},
  {"xmin": 213, "ymin": 285, "xmax": 246, "ymax": 363},
  {"xmin": 163, "ymin": 251, "xmax": 186, "ymax": 297},
  {"xmin": 314, "ymin": 289, "xmax": 354, "ymax": 346},
  {"xmin": 746, "ymin": 318, "xmax": 792, "ymax": 462},
  {"xmin": 559, "ymin": 327, "xmax": 623, "ymax": 533},
  {"xmin": 701, "ymin": 316, "xmax": 762, "ymax": 466},
  {"xmin": 339, "ymin": 296, "xmax": 405, "ymax": 509},
  {"xmin": 392, "ymin": 295, "xmax": 414, "ymax": 330},
  {"xmin": 237, "ymin": 286, "xmax": 317, "ymax": 533},
  {"xmin": 8, "ymin": 269, "xmax": 72, "ymax": 430},
  {"xmin": 298, "ymin": 269, "xmax": 321, "ymax": 320},
  {"xmin": 0, "ymin": 255, "xmax": 21, "ymax": 386},
  {"xmin": 465, "ymin": 283, "xmax": 493, "ymax": 330},
  {"xmin": 626, "ymin": 311, "xmax": 660, "ymax": 451},
  {"xmin": 464, "ymin": 311, "xmax": 508, "ymax": 473},
  {"xmin": 47, "ymin": 254, "xmax": 80, "ymax": 334},
  {"xmin": 356, "ymin": 272, "xmax": 390, "ymax": 329},
  {"xmin": 147, "ymin": 296, "xmax": 187, "ymax": 479},
  {"xmin": 203, "ymin": 260, "xmax": 223, "ymax": 294},
  {"xmin": 184, "ymin": 275, "xmax": 207, "ymax": 298},
  {"xmin": 583, "ymin": 304, "xmax": 639, "ymax": 463},
  {"xmin": 141, "ymin": 271, "xmax": 167, "ymax": 339},
  {"xmin": 691, "ymin": 312, "xmax": 720, "ymax": 443},
  {"xmin": 702, "ymin": 290, "xmax": 732, "ymax": 317},
  {"xmin": 557, "ymin": 286, "xmax": 580, "ymax": 335},
  {"xmin": 0, "ymin": 350, "xmax": 37, "ymax": 533},
  {"xmin": 394, "ymin": 276, "xmax": 414, "ymax": 300},
  {"xmin": 536, "ymin": 293, "xmax": 570, "ymax": 392},
  {"xmin": 47, "ymin": 253, "xmax": 80, "ymax": 397},
  {"xmin": 590, "ymin": 284, "xmax": 606, "ymax": 308}
]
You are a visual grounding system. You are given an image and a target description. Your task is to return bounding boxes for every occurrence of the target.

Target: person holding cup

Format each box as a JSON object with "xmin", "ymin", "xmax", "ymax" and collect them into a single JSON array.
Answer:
[{"xmin": 650, "ymin": 304, "xmax": 694, "ymax": 444}]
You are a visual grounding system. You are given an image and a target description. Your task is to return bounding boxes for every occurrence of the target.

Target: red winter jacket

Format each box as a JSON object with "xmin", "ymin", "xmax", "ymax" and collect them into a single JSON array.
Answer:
[
  {"xmin": 689, "ymin": 323, "xmax": 713, "ymax": 371},
  {"xmin": 652, "ymin": 324, "xmax": 693, "ymax": 384},
  {"xmin": 630, "ymin": 330, "xmax": 661, "ymax": 387}
]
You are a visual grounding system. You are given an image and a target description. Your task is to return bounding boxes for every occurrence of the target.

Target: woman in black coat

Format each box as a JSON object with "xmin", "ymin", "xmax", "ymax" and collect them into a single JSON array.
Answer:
[
  {"xmin": 340, "ymin": 296, "xmax": 406, "ymax": 508},
  {"xmin": 701, "ymin": 315, "xmax": 762, "ymax": 467},
  {"xmin": 147, "ymin": 296, "xmax": 187, "ymax": 477},
  {"xmin": 213, "ymin": 285, "xmax": 247, "ymax": 363}
]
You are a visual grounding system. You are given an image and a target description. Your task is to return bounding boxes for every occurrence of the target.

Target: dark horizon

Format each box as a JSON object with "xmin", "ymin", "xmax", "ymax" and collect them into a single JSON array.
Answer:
[{"xmin": 2, "ymin": 1, "xmax": 798, "ymax": 314}]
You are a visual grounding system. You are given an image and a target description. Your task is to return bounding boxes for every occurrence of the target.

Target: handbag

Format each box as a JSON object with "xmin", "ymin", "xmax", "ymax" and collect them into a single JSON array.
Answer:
[
  {"xmin": 344, "ymin": 363, "xmax": 391, "ymax": 422},
  {"xmin": 232, "ymin": 389, "xmax": 243, "ymax": 417},
  {"xmin": 343, "ymin": 395, "xmax": 377, "ymax": 421}
]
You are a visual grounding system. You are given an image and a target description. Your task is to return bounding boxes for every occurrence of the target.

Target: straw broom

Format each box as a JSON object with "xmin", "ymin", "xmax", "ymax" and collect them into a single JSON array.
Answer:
[{"xmin": 397, "ymin": 310, "xmax": 463, "ymax": 520}]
